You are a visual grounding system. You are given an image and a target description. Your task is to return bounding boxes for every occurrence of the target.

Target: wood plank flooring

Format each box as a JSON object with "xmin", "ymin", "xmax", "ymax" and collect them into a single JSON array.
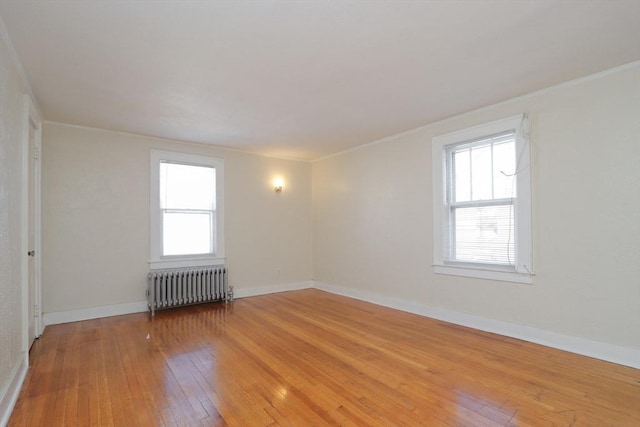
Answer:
[{"xmin": 9, "ymin": 289, "xmax": 640, "ymax": 426}]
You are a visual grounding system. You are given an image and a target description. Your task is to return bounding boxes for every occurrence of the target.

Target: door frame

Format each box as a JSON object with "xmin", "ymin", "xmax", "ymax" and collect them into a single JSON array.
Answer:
[{"xmin": 21, "ymin": 94, "xmax": 43, "ymax": 352}]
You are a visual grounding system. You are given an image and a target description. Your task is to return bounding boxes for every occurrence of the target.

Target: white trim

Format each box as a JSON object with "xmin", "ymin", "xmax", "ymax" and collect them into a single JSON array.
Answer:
[
  {"xmin": 21, "ymin": 94, "xmax": 43, "ymax": 356},
  {"xmin": 33, "ymin": 282, "xmax": 640, "ymax": 368},
  {"xmin": 41, "ymin": 282, "xmax": 317, "ymax": 325},
  {"xmin": 148, "ymin": 258, "xmax": 225, "ymax": 270},
  {"xmin": 20, "ymin": 102, "xmax": 29, "ymax": 353},
  {"xmin": 43, "ymin": 120, "xmax": 310, "ymax": 163},
  {"xmin": 312, "ymin": 61, "xmax": 640, "ymax": 163},
  {"xmin": 312, "ymin": 281, "xmax": 640, "ymax": 369},
  {"xmin": 149, "ymin": 149, "xmax": 225, "ymax": 268},
  {"xmin": 33, "ymin": 120, "xmax": 43, "ymax": 338},
  {"xmin": 432, "ymin": 114, "xmax": 533, "ymax": 283},
  {"xmin": 0, "ymin": 352, "xmax": 28, "ymax": 427},
  {"xmin": 28, "ymin": 97, "xmax": 43, "ymax": 338},
  {"xmin": 433, "ymin": 265, "xmax": 533, "ymax": 284},
  {"xmin": 233, "ymin": 281, "xmax": 314, "ymax": 299},
  {"xmin": 433, "ymin": 114, "xmax": 523, "ymax": 148},
  {"xmin": 43, "ymin": 301, "xmax": 148, "ymax": 326}
]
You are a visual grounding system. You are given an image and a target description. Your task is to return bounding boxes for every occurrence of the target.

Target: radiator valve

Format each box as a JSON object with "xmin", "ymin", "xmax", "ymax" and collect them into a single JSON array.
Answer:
[{"xmin": 227, "ymin": 286, "xmax": 234, "ymax": 303}]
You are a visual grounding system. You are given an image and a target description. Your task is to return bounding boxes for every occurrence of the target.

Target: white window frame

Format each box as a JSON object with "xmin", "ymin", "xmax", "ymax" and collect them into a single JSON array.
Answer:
[
  {"xmin": 432, "ymin": 114, "xmax": 533, "ymax": 284},
  {"xmin": 150, "ymin": 150, "xmax": 225, "ymax": 270}
]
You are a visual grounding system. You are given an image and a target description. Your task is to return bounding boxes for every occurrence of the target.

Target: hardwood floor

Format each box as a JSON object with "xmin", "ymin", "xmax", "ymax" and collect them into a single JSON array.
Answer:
[{"xmin": 9, "ymin": 289, "xmax": 640, "ymax": 426}]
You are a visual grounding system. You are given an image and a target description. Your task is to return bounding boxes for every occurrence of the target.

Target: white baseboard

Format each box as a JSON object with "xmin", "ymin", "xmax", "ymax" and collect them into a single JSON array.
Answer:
[
  {"xmin": 313, "ymin": 281, "xmax": 640, "ymax": 369},
  {"xmin": 37, "ymin": 281, "xmax": 639, "ymax": 368},
  {"xmin": 43, "ymin": 300, "xmax": 148, "ymax": 326},
  {"xmin": 0, "ymin": 352, "xmax": 28, "ymax": 427},
  {"xmin": 233, "ymin": 281, "xmax": 314, "ymax": 299},
  {"xmin": 41, "ymin": 281, "xmax": 316, "ymax": 326}
]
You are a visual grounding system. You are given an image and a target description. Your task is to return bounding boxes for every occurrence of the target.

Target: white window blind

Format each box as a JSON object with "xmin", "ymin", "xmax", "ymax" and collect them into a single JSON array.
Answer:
[
  {"xmin": 432, "ymin": 114, "xmax": 533, "ymax": 284},
  {"xmin": 446, "ymin": 131, "xmax": 516, "ymax": 266}
]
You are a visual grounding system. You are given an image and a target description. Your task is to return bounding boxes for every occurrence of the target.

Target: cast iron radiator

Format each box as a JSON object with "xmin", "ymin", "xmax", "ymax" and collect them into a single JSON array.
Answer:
[{"xmin": 147, "ymin": 266, "xmax": 229, "ymax": 315}]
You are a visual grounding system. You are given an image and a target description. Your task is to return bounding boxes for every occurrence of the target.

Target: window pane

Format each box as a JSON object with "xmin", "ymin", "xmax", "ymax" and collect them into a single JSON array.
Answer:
[
  {"xmin": 453, "ymin": 149, "xmax": 470, "ymax": 202},
  {"xmin": 453, "ymin": 204, "xmax": 515, "ymax": 265},
  {"xmin": 492, "ymin": 140, "xmax": 516, "ymax": 199},
  {"xmin": 163, "ymin": 212, "xmax": 214, "ymax": 256},
  {"xmin": 470, "ymin": 144, "xmax": 492, "ymax": 200},
  {"xmin": 160, "ymin": 163, "xmax": 216, "ymax": 210}
]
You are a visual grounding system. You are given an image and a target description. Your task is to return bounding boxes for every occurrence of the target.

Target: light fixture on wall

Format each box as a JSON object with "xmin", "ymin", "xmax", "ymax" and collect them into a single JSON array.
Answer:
[{"xmin": 274, "ymin": 177, "xmax": 284, "ymax": 193}]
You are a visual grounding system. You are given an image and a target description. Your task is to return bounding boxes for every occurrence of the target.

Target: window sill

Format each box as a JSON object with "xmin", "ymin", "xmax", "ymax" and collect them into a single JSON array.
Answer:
[
  {"xmin": 149, "ymin": 257, "xmax": 225, "ymax": 270},
  {"xmin": 433, "ymin": 264, "xmax": 533, "ymax": 284}
]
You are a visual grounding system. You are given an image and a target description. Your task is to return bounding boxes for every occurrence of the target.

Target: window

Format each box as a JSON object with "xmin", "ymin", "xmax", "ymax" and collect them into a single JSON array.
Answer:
[
  {"xmin": 150, "ymin": 150, "xmax": 224, "ymax": 269},
  {"xmin": 432, "ymin": 114, "xmax": 533, "ymax": 284}
]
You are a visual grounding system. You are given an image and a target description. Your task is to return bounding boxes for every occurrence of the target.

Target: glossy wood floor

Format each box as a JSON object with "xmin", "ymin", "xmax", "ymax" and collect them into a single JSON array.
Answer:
[{"xmin": 9, "ymin": 290, "xmax": 640, "ymax": 426}]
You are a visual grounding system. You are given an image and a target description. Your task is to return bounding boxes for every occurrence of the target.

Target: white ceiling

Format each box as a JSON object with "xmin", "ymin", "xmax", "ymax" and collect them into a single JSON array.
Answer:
[{"xmin": 1, "ymin": 1, "xmax": 639, "ymax": 161}]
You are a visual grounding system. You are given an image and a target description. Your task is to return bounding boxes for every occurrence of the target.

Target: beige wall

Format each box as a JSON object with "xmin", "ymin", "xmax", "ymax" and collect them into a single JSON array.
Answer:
[
  {"xmin": 42, "ymin": 123, "xmax": 312, "ymax": 313},
  {"xmin": 0, "ymin": 27, "xmax": 27, "ymax": 413},
  {"xmin": 313, "ymin": 65, "xmax": 640, "ymax": 350}
]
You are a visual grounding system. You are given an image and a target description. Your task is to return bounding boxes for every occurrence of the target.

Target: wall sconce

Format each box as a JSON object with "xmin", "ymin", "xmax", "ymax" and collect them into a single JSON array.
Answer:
[{"xmin": 274, "ymin": 178, "xmax": 284, "ymax": 193}]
